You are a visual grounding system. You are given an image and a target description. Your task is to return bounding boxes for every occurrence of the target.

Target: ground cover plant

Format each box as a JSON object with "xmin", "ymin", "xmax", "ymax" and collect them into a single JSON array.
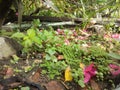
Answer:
[
  {"xmin": 10, "ymin": 20, "xmax": 120, "ymax": 89},
  {"xmin": 0, "ymin": 0, "xmax": 120, "ymax": 90}
]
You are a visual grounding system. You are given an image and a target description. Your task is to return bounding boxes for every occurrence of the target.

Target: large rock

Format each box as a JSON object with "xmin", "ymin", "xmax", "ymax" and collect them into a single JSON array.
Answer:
[{"xmin": 0, "ymin": 37, "xmax": 22, "ymax": 60}]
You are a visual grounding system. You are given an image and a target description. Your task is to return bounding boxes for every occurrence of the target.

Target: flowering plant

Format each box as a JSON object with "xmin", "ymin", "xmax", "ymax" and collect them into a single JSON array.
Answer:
[
  {"xmin": 84, "ymin": 63, "xmax": 97, "ymax": 83},
  {"xmin": 109, "ymin": 64, "xmax": 120, "ymax": 76}
]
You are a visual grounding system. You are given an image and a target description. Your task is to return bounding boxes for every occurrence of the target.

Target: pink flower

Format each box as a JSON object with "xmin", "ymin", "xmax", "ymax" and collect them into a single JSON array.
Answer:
[
  {"xmin": 78, "ymin": 36, "xmax": 87, "ymax": 40},
  {"xmin": 111, "ymin": 34, "xmax": 120, "ymax": 39},
  {"xmin": 84, "ymin": 63, "xmax": 97, "ymax": 83},
  {"xmin": 64, "ymin": 39, "xmax": 70, "ymax": 45},
  {"xmin": 56, "ymin": 29, "xmax": 64, "ymax": 35},
  {"xmin": 72, "ymin": 30, "xmax": 78, "ymax": 37},
  {"xmin": 16, "ymin": 12, "xmax": 18, "ymax": 16},
  {"xmin": 109, "ymin": 64, "xmax": 120, "ymax": 76},
  {"xmin": 109, "ymin": 64, "xmax": 119, "ymax": 69},
  {"xmin": 83, "ymin": 30, "xmax": 87, "ymax": 32}
]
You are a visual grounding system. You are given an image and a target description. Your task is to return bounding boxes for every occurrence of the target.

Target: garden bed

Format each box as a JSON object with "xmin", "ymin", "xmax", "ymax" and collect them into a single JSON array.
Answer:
[{"xmin": 0, "ymin": 21, "xmax": 120, "ymax": 90}]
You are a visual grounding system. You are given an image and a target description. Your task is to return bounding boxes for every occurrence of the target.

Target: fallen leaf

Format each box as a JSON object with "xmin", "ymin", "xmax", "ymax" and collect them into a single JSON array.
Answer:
[
  {"xmin": 64, "ymin": 39, "xmax": 70, "ymax": 45},
  {"xmin": 90, "ymin": 79, "xmax": 100, "ymax": 90},
  {"xmin": 9, "ymin": 82, "xmax": 21, "ymax": 87},
  {"xmin": 4, "ymin": 67, "xmax": 14, "ymax": 78},
  {"xmin": 80, "ymin": 63, "xmax": 85, "ymax": 70},
  {"xmin": 57, "ymin": 55, "xmax": 64, "ymax": 60},
  {"xmin": 29, "ymin": 68, "xmax": 41, "ymax": 83},
  {"xmin": 45, "ymin": 80, "xmax": 65, "ymax": 90},
  {"xmin": 0, "ymin": 67, "xmax": 7, "ymax": 75},
  {"xmin": 0, "ymin": 84, "xmax": 3, "ymax": 90},
  {"xmin": 65, "ymin": 66, "xmax": 73, "ymax": 81}
]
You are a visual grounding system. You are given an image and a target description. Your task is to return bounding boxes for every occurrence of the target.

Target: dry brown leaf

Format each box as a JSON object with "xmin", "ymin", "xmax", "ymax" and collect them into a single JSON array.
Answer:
[
  {"xmin": 9, "ymin": 82, "xmax": 21, "ymax": 87},
  {"xmin": 44, "ymin": 80, "xmax": 65, "ymax": 90},
  {"xmin": 0, "ymin": 84, "xmax": 3, "ymax": 90},
  {"xmin": 4, "ymin": 67, "xmax": 14, "ymax": 78},
  {"xmin": 29, "ymin": 68, "xmax": 41, "ymax": 83},
  {"xmin": 90, "ymin": 79, "xmax": 101, "ymax": 90},
  {"xmin": 57, "ymin": 55, "xmax": 64, "ymax": 60}
]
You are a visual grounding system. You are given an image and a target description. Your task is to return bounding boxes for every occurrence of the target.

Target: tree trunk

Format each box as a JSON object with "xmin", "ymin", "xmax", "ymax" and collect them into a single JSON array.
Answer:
[
  {"xmin": 0, "ymin": 18, "xmax": 5, "ymax": 30},
  {"xmin": 0, "ymin": 0, "xmax": 14, "ymax": 29}
]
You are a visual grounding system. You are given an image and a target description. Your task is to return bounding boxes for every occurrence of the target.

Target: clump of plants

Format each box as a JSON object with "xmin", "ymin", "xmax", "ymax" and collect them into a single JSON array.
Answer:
[{"xmin": 11, "ymin": 24, "xmax": 120, "ymax": 89}]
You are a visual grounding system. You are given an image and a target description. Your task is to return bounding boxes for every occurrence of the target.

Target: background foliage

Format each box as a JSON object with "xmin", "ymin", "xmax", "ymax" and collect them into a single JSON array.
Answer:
[{"xmin": 22, "ymin": 0, "xmax": 120, "ymax": 18}]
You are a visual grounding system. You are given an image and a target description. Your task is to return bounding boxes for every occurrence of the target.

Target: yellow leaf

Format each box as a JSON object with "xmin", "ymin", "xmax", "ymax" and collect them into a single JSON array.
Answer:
[
  {"xmin": 80, "ymin": 63, "xmax": 85, "ymax": 70},
  {"xmin": 65, "ymin": 66, "xmax": 73, "ymax": 81}
]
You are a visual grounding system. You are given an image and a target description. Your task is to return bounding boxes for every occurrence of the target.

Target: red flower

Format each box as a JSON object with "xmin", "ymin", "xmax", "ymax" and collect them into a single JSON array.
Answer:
[
  {"xmin": 109, "ymin": 64, "xmax": 120, "ymax": 76},
  {"xmin": 84, "ymin": 63, "xmax": 97, "ymax": 83}
]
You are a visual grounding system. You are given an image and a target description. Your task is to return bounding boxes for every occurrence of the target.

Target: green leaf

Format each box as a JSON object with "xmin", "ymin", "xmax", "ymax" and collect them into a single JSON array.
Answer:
[
  {"xmin": 47, "ymin": 49, "xmax": 56, "ymax": 55},
  {"xmin": 23, "ymin": 39, "xmax": 32, "ymax": 47},
  {"xmin": 78, "ymin": 80, "xmax": 85, "ymax": 88},
  {"xmin": 21, "ymin": 86, "xmax": 30, "ymax": 90},
  {"xmin": 108, "ymin": 52, "xmax": 120, "ymax": 60},
  {"xmin": 27, "ymin": 28, "xmax": 36, "ymax": 38},
  {"xmin": 12, "ymin": 55, "xmax": 19, "ymax": 62},
  {"xmin": 32, "ymin": 19, "xmax": 41, "ymax": 27},
  {"xmin": 11, "ymin": 32, "xmax": 25, "ymax": 39},
  {"xmin": 23, "ymin": 36, "xmax": 29, "ymax": 40},
  {"xmin": 45, "ymin": 54, "xmax": 51, "ymax": 60},
  {"xmin": 42, "ymin": 70, "xmax": 47, "ymax": 74},
  {"xmin": 32, "ymin": 36, "xmax": 41, "ymax": 44},
  {"xmin": 51, "ymin": 56, "xmax": 57, "ymax": 62}
]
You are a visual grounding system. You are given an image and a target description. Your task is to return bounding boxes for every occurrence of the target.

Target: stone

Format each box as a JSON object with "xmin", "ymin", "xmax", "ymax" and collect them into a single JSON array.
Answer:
[
  {"xmin": 0, "ymin": 37, "xmax": 22, "ymax": 60},
  {"xmin": 115, "ymin": 86, "xmax": 120, "ymax": 90}
]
